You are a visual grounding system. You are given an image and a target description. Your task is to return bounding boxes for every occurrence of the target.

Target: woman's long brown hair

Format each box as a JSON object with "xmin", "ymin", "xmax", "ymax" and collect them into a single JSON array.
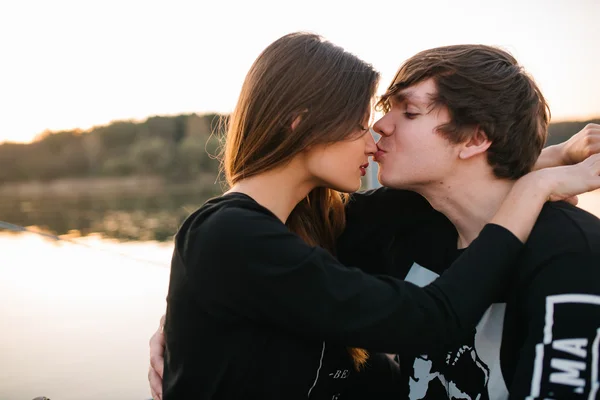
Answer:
[{"xmin": 222, "ymin": 32, "xmax": 379, "ymax": 370}]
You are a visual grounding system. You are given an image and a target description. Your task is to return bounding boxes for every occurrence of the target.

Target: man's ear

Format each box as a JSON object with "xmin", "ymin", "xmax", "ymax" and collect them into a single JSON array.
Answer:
[{"xmin": 459, "ymin": 126, "xmax": 491, "ymax": 160}]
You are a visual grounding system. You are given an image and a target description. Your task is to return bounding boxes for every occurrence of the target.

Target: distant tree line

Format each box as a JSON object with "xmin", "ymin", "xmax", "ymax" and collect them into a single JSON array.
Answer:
[
  {"xmin": 0, "ymin": 114, "xmax": 597, "ymax": 184},
  {"xmin": 545, "ymin": 119, "xmax": 600, "ymax": 146},
  {"xmin": 0, "ymin": 113, "xmax": 228, "ymax": 183}
]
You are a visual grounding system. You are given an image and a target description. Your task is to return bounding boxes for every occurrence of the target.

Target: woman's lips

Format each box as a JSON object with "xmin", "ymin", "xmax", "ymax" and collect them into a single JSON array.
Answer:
[{"xmin": 359, "ymin": 163, "xmax": 369, "ymax": 176}]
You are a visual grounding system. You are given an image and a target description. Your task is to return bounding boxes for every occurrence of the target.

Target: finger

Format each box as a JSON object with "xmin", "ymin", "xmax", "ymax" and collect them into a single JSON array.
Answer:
[
  {"xmin": 150, "ymin": 350, "xmax": 165, "ymax": 379},
  {"xmin": 564, "ymin": 195, "xmax": 579, "ymax": 206},
  {"xmin": 150, "ymin": 321, "xmax": 166, "ymax": 349},
  {"xmin": 583, "ymin": 135, "xmax": 600, "ymax": 159},
  {"xmin": 581, "ymin": 123, "xmax": 600, "ymax": 135},
  {"xmin": 149, "ymin": 369, "xmax": 158, "ymax": 399},
  {"xmin": 590, "ymin": 153, "xmax": 600, "ymax": 171},
  {"xmin": 151, "ymin": 327, "xmax": 165, "ymax": 347},
  {"xmin": 149, "ymin": 367, "xmax": 163, "ymax": 400},
  {"xmin": 589, "ymin": 143, "xmax": 600, "ymax": 159},
  {"xmin": 160, "ymin": 314, "xmax": 166, "ymax": 329},
  {"xmin": 585, "ymin": 123, "xmax": 600, "ymax": 132}
]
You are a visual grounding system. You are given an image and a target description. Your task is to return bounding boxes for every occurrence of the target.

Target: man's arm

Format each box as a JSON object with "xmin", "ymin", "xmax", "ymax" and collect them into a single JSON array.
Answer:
[{"xmin": 508, "ymin": 252, "xmax": 600, "ymax": 399}]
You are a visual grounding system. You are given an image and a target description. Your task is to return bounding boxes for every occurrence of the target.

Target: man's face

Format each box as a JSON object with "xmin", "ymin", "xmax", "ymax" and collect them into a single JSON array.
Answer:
[{"xmin": 372, "ymin": 79, "xmax": 461, "ymax": 190}]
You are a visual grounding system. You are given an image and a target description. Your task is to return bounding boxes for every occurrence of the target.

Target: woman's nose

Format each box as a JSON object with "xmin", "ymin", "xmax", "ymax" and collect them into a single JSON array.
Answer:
[{"xmin": 364, "ymin": 129, "xmax": 377, "ymax": 155}]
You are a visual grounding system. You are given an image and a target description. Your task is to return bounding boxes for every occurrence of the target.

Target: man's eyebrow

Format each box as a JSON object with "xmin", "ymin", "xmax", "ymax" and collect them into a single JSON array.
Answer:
[{"xmin": 392, "ymin": 90, "xmax": 436, "ymax": 108}]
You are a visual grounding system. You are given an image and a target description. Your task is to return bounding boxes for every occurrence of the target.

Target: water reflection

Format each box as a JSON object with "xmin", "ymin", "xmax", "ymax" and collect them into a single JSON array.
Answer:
[
  {"xmin": 0, "ymin": 233, "xmax": 173, "ymax": 400},
  {"xmin": 0, "ymin": 183, "xmax": 221, "ymax": 241}
]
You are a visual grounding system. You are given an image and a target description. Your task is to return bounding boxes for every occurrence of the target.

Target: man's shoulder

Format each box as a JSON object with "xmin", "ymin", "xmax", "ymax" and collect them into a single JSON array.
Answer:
[
  {"xmin": 527, "ymin": 201, "xmax": 600, "ymax": 253},
  {"xmin": 514, "ymin": 201, "xmax": 600, "ymax": 286}
]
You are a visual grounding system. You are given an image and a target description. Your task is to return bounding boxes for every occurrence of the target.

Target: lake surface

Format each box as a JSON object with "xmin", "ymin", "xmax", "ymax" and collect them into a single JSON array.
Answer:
[
  {"xmin": 1, "ymin": 190, "xmax": 599, "ymax": 400},
  {"xmin": 0, "ymin": 179, "xmax": 220, "ymax": 242},
  {"xmin": 0, "ymin": 234, "xmax": 173, "ymax": 400}
]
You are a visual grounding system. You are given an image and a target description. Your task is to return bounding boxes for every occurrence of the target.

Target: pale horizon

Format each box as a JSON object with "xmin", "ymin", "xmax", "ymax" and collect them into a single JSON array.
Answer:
[{"xmin": 1, "ymin": 0, "xmax": 599, "ymax": 144}]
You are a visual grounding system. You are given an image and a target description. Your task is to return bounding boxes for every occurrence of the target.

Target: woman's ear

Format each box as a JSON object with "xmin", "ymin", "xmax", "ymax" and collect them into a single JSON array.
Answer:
[
  {"xmin": 291, "ymin": 115, "xmax": 302, "ymax": 131},
  {"xmin": 291, "ymin": 109, "xmax": 309, "ymax": 131},
  {"xmin": 459, "ymin": 126, "xmax": 492, "ymax": 160}
]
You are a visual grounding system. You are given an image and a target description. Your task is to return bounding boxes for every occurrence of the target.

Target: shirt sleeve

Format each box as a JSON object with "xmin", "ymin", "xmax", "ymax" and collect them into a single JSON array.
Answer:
[
  {"xmin": 186, "ymin": 206, "xmax": 524, "ymax": 355},
  {"xmin": 506, "ymin": 252, "xmax": 600, "ymax": 399},
  {"xmin": 336, "ymin": 188, "xmax": 457, "ymax": 277}
]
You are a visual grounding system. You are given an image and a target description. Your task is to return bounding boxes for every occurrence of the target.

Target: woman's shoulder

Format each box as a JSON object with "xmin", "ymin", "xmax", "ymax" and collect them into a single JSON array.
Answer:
[
  {"xmin": 173, "ymin": 192, "xmax": 310, "ymax": 267},
  {"xmin": 176, "ymin": 193, "xmax": 283, "ymax": 248}
]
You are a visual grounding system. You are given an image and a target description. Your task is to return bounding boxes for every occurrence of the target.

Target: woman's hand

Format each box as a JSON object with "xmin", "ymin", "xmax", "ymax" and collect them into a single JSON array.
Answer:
[
  {"xmin": 491, "ymin": 154, "xmax": 600, "ymax": 244},
  {"xmin": 538, "ymin": 153, "xmax": 600, "ymax": 202},
  {"xmin": 562, "ymin": 123, "xmax": 600, "ymax": 165},
  {"xmin": 148, "ymin": 314, "xmax": 166, "ymax": 400},
  {"xmin": 536, "ymin": 123, "xmax": 600, "ymax": 169}
]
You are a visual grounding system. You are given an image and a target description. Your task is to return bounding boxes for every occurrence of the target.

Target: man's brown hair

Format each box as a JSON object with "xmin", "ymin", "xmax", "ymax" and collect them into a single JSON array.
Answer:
[{"xmin": 378, "ymin": 44, "xmax": 550, "ymax": 179}]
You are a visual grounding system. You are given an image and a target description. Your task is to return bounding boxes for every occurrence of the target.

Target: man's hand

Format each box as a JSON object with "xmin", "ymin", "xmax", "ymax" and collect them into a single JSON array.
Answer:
[
  {"xmin": 562, "ymin": 123, "xmax": 600, "ymax": 164},
  {"xmin": 149, "ymin": 314, "xmax": 166, "ymax": 400}
]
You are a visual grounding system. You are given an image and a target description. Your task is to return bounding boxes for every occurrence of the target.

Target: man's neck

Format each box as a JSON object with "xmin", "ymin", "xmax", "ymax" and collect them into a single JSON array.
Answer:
[{"xmin": 416, "ymin": 172, "xmax": 515, "ymax": 249}]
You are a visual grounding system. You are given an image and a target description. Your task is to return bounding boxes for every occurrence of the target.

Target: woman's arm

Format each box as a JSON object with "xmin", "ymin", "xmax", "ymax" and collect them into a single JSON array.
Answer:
[
  {"xmin": 191, "ymin": 208, "xmax": 521, "ymax": 355},
  {"xmin": 496, "ymin": 153, "xmax": 600, "ymax": 241},
  {"xmin": 149, "ymin": 155, "xmax": 600, "ymax": 398},
  {"xmin": 340, "ymin": 125, "xmax": 600, "ymax": 274},
  {"xmin": 189, "ymin": 155, "xmax": 600, "ymax": 354}
]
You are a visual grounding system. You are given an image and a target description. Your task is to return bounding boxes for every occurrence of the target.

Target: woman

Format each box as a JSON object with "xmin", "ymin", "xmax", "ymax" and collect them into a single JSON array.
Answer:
[{"xmin": 156, "ymin": 32, "xmax": 600, "ymax": 399}]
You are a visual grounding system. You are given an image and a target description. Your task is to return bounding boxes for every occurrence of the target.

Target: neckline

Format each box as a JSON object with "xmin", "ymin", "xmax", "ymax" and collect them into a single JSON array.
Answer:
[{"xmin": 223, "ymin": 191, "xmax": 283, "ymax": 223}]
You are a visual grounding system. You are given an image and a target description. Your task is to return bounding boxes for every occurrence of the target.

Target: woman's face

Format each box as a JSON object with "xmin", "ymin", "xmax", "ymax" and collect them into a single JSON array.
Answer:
[{"xmin": 304, "ymin": 125, "xmax": 377, "ymax": 193}]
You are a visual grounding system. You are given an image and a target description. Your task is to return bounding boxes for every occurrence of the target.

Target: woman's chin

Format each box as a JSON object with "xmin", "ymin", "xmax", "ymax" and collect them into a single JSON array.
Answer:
[{"xmin": 329, "ymin": 180, "xmax": 361, "ymax": 194}]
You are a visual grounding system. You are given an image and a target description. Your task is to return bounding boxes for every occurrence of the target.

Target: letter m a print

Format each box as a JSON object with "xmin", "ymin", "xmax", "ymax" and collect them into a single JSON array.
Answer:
[{"xmin": 528, "ymin": 294, "xmax": 600, "ymax": 399}]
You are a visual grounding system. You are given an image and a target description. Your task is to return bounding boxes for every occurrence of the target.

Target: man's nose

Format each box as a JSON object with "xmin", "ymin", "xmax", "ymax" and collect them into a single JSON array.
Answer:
[{"xmin": 372, "ymin": 117, "xmax": 391, "ymax": 137}]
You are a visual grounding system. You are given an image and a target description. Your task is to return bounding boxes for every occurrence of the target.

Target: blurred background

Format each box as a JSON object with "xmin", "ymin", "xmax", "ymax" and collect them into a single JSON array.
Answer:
[{"xmin": 1, "ymin": 0, "xmax": 599, "ymax": 399}]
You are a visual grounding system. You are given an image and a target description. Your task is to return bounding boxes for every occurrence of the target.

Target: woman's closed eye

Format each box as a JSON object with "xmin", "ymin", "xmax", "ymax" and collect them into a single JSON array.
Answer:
[{"xmin": 357, "ymin": 124, "xmax": 371, "ymax": 134}]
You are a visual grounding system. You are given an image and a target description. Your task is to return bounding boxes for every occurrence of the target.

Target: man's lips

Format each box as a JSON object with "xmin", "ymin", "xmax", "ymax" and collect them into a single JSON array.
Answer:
[{"xmin": 374, "ymin": 146, "xmax": 386, "ymax": 161}]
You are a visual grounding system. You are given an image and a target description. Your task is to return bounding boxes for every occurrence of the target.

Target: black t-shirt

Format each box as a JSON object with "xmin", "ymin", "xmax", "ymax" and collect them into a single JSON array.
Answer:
[
  {"xmin": 394, "ymin": 202, "xmax": 600, "ymax": 399},
  {"xmin": 162, "ymin": 189, "xmax": 523, "ymax": 399}
]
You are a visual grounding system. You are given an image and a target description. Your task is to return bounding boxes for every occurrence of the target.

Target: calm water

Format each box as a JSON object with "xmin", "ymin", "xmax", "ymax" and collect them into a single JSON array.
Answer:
[
  {"xmin": 0, "ymin": 180, "xmax": 220, "ymax": 242},
  {"xmin": 1, "ymin": 190, "xmax": 599, "ymax": 400},
  {"xmin": 0, "ymin": 235, "xmax": 173, "ymax": 400}
]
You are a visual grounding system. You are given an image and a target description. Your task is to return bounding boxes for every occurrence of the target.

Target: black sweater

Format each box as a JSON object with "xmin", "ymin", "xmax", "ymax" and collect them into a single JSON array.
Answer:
[
  {"xmin": 163, "ymin": 189, "xmax": 522, "ymax": 399},
  {"xmin": 386, "ymin": 201, "xmax": 600, "ymax": 400}
]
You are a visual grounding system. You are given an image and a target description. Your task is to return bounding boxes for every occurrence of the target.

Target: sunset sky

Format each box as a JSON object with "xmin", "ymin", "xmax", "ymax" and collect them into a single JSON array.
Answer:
[{"xmin": 1, "ymin": 0, "xmax": 598, "ymax": 143}]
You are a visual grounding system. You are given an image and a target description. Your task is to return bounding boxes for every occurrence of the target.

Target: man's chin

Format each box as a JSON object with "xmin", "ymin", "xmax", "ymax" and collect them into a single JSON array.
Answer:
[
  {"xmin": 378, "ymin": 175, "xmax": 416, "ymax": 190},
  {"xmin": 377, "ymin": 173, "xmax": 402, "ymax": 189}
]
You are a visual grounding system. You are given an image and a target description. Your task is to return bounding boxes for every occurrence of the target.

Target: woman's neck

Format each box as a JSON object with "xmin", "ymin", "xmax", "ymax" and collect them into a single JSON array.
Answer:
[{"xmin": 227, "ymin": 160, "xmax": 315, "ymax": 224}]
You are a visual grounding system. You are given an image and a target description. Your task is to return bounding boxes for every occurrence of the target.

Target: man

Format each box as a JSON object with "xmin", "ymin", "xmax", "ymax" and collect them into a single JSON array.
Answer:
[
  {"xmin": 368, "ymin": 45, "xmax": 600, "ymax": 399},
  {"xmin": 147, "ymin": 44, "xmax": 600, "ymax": 399}
]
